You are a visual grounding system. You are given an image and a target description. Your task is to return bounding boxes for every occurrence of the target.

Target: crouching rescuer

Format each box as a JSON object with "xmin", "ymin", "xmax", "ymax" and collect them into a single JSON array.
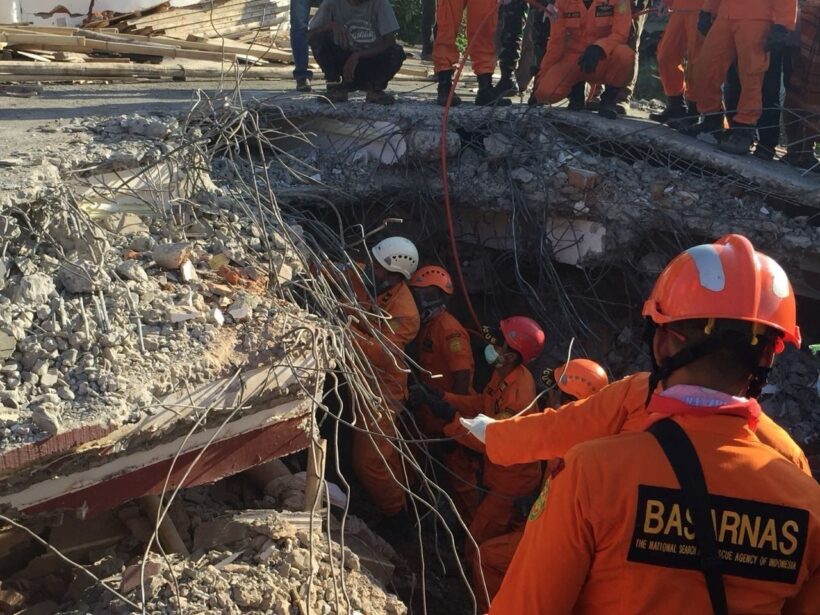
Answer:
[
  {"xmin": 308, "ymin": 0, "xmax": 406, "ymax": 104},
  {"xmin": 490, "ymin": 234, "xmax": 820, "ymax": 614},
  {"xmin": 533, "ymin": 0, "xmax": 635, "ymax": 119}
]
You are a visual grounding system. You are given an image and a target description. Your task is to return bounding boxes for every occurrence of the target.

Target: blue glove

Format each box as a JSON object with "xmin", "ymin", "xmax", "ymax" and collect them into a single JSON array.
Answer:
[
  {"xmin": 578, "ymin": 45, "xmax": 604, "ymax": 74},
  {"xmin": 697, "ymin": 11, "xmax": 714, "ymax": 36}
]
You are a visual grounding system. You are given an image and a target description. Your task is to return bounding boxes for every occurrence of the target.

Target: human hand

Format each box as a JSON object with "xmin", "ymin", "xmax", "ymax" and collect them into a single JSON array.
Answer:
[
  {"xmin": 578, "ymin": 45, "xmax": 604, "ymax": 74},
  {"xmin": 343, "ymin": 52, "xmax": 360, "ymax": 83},
  {"xmin": 459, "ymin": 413, "xmax": 496, "ymax": 443},
  {"xmin": 331, "ymin": 22, "xmax": 352, "ymax": 48}
]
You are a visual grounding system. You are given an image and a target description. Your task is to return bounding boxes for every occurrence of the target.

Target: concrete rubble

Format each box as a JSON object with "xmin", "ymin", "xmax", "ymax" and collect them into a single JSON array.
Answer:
[
  {"xmin": 0, "ymin": 111, "xmax": 313, "ymax": 456},
  {"xmin": 0, "ymin": 96, "xmax": 817, "ymax": 613}
]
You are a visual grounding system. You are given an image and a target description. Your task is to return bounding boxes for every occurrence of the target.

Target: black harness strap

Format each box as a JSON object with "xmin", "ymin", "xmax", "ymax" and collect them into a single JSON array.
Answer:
[{"xmin": 647, "ymin": 419, "xmax": 728, "ymax": 615}]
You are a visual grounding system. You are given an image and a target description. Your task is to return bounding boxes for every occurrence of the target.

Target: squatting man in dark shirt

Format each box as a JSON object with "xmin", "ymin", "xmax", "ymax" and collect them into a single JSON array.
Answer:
[{"xmin": 307, "ymin": 0, "xmax": 406, "ymax": 105}]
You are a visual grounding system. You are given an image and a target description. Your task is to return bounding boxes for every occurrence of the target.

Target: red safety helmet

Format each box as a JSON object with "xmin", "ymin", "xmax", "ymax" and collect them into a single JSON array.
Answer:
[
  {"xmin": 409, "ymin": 266, "xmax": 454, "ymax": 294},
  {"xmin": 500, "ymin": 316, "xmax": 546, "ymax": 363},
  {"xmin": 642, "ymin": 234, "xmax": 800, "ymax": 350},
  {"xmin": 554, "ymin": 359, "xmax": 609, "ymax": 400}
]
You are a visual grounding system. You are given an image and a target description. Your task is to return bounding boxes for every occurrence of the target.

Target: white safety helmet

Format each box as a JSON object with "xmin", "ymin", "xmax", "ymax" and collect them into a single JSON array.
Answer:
[{"xmin": 371, "ymin": 237, "xmax": 419, "ymax": 280}]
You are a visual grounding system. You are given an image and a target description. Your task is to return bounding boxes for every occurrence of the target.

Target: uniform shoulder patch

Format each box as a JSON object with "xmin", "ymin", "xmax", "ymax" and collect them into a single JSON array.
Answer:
[
  {"xmin": 528, "ymin": 475, "xmax": 553, "ymax": 521},
  {"xmin": 447, "ymin": 337, "xmax": 462, "ymax": 353},
  {"xmin": 628, "ymin": 485, "xmax": 809, "ymax": 584}
]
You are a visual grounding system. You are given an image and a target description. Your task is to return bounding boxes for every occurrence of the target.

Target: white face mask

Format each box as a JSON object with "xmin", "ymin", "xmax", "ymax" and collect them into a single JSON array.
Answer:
[{"xmin": 484, "ymin": 344, "xmax": 502, "ymax": 366}]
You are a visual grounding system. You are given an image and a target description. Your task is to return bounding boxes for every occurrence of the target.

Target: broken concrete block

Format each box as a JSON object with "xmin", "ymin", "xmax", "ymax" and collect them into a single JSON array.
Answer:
[
  {"xmin": 116, "ymin": 260, "xmax": 149, "ymax": 283},
  {"xmin": 511, "ymin": 168, "xmax": 535, "ymax": 184},
  {"xmin": 483, "ymin": 133, "xmax": 514, "ymax": 158},
  {"xmin": 39, "ymin": 370, "xmax": 59, "ymax": 388},
  {"xmin": 120, "ymin": 560, "xmax": 163, "ymax": 594},
  {"xmin": 166, "ymin": 307, "xmax": 201, "ymax": 324},
  {"xmin": 99, "ymin": 212, "xmax": 150, "ymax": 236},
  {"xmin": 277, "ymin": 263, "xmax": 293, "ymax": 284},
  {"xmin": 208, "ymin": 308, "xmax": 225, "ymax": 327},
  {"xmin": 180, "ymin": 259, "xmax": 198, "ymax": 283},
  {"xmin": 58, "ymin": 261, "xmax": 109, "ymax": 294},
  {"xmin": 13, "ymin": 273, "xmax": 55, "ymax": 304},
  {"xmin": 208, "ymin": 252, "xmax": 230, "ymax": 270},
  {"xmin": 233, "ymin": 584, "xmax": 263, "ymax": 608},
  {"xmin": 193, "ymin": 518, "xmax": 251, "ymax": 551},
  {"xmin": 31, "ymin": 404, "xmax": 62, "ymax": 435},
  {"xmin": 0, "ymin": 331, "xmax": 15, "ymax": 360},
  {"xmin": 407, "ymin": 129, "xmax": 461, "ymax": 160},
  {"xmin": 566, "ymin": 167, "xmax": 599, "ymax": 191},
  {"xmin": 152, "ymin": 242, "xmax": 191, "ymax": 270},
  {"xmin": 228, "ymin": 301, "xmax": 252, "ymax": 322}
]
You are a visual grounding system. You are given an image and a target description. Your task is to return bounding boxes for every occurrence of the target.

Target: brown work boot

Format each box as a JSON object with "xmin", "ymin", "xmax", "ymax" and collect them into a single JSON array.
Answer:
[{"xmin": 321, "ymin": 82, "xmax": 348, "ymax": 104}]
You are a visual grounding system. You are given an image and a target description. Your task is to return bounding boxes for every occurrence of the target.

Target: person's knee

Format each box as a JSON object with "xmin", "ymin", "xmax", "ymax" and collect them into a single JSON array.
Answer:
[{"xmin": 610, "ymin": 44, "xmax": 636, "ymax": 70}]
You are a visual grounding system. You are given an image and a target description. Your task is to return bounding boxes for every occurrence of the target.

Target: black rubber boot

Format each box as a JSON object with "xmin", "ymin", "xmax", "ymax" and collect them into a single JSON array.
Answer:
[
  {"xmin": 598, "ymin": 86, "xmax": 621, "ymax": 120},
  {"xmin": 685, "ymin": 112, "xmax": 723, "ymax": 143},
  {"xmin": 436, "ymin": 70, "xmax": 461, "ymax": 106},
  {"xmin": 475, "ymin": 74, "xmax": 512, "ymax": 106},
  {"xmin": 650, "ymin": 94, "xmax": 686, "ymax": 123},
  {"xmin": 494, "ymin": 73, "xmax": 517, "ymax": 97},
  {"xmin": 719, "ymin": 123, "xmax": 755, "ymax": 155},
  {"xmin": 567, "ymin": 82, "xmax": 585, "ymax": 111}
]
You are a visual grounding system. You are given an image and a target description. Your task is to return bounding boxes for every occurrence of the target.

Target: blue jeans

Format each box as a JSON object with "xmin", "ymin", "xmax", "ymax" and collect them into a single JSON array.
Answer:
[{"xmin": 291, "ymin": 0, "xmax": 313, "ymax": 79}]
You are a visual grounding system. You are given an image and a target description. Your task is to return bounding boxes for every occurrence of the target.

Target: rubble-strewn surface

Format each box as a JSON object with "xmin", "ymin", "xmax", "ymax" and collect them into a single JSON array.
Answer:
[{"xmin": 0, "ymin": 112, "xmax": 310, "ymax": 453}]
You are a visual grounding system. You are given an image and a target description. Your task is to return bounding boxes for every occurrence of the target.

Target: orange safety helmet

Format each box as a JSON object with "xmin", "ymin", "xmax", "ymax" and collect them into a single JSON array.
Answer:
[
  {"xmin": 554, "ymin": 359, "xmax": 609, "ymax": 400},
  {"xmin": 500, "ymin": 316, "xmax": 546, "ymax": 363},
  {"xmin": 409, "ymin": 266, "xmax": 454, "ymax": 294},
  {"xmin": 642, "ymin": 234, "xmax": 800, "ymax": 350}
]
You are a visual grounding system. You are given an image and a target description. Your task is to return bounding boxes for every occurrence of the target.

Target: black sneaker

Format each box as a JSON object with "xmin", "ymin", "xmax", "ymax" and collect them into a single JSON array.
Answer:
[{"xmin": 296, "ymin": 77, "xmax": 312, "ymax": 92}]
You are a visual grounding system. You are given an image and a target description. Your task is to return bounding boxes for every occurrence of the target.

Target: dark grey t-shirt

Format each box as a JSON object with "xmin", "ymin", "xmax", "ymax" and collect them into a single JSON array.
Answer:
[{"xmin": 310, "ymin": 0, "xmax": 399, "ymax": 49}]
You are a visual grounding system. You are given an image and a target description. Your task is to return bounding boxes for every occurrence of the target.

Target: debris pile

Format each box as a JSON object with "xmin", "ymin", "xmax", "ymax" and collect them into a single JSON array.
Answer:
[
  {"xmin": 2, "ymin": 475, "xmax": 406, "ymax": 615},
  {"xmin": 87, "ymin": 0, "xmax": 289, "ymax": 41},
  {"xmin": 0, "ymin": 110, "xmax": 309, "ymax": 455}
]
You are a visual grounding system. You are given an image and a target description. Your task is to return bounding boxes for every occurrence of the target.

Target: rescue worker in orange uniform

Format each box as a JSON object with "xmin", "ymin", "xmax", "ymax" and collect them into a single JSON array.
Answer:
[
  {"xmin": 690, "ymin": 0, "xmax": 798, "ymax": 154},
  {"xmin": 490, "ymin": 234, "xmax": 820, "ymax": 614},
  {"xmin": 472, "ymin": 359, "xmax": 609, "ymax": 612},
  {"xmin": 419, "ymin": 317, "xmax": 546, "ymax": 597},
  {"xmin": 407, "ymin": 265, "xmax": 478, "ymax": 522},
  {"xmin": 650, "ymin": 0, "xmax": 706, "ymax": 126},
  {"xmin": 533, "ymin": 0, "xmax": 636, "ymax": 119},
  {"xmin": 348, "ymin": 237, "xmax": 421, "ymax": 519},
  {"xmin": 433, "ymin": 0, "xmax": 511, "ymax": 106}
]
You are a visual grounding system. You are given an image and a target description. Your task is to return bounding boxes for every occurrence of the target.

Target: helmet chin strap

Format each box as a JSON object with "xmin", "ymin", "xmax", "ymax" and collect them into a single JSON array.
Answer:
[
  {"xmin": 643, "ymin": 319, "xmax": 771, "ymax": 407},
  {"xmin": 420, "ymin": 304, "xmax": 446, "ymax": 323}
]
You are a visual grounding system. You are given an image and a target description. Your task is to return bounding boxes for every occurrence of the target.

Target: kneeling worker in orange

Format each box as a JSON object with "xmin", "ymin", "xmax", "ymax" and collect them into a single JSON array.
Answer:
[
  {"xmin": 533, "ymin": 0, "xmax": 635, "ymax": 119},
  {"xmin": 691, "ymin": 0, "xmax": 797, "ymax": 153},
  {"xmin": 491, "ymin": 234, "xmax": 820, "ymax": 614},
  {"xmin": 473, "ymin": 359, "xmax": 609, "ymax": 612},
  {"xmin": 407, "ymin": 265, "xmax": 478, "ymax": 522},
  {"xmin": 349, "ymin": 237, "xmax": 420, "ymax": 520}
]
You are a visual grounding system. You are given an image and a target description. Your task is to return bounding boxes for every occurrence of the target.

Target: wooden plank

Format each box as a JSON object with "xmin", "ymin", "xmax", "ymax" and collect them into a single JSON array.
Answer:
[
  {"xmin": 13, "ymin": 50, "xmax": 53, "ymax": 62},
  {"xmin": 0, "ymin": 32, "xmax": 241, "ymax": 62},
  {"xmin": 186, "ymin": 15, "xmax": 286, "ymax": 39},
  {"xmin": 120, "ymin": 0, "xmax": 279, "ymax": 28},
  {"xmin": 124, "ymin": 2, "xmax": 285, "ymax": 32},
  {"xmin": 0, "ymin": 61, "xmax": 291, "ymax": 82}
]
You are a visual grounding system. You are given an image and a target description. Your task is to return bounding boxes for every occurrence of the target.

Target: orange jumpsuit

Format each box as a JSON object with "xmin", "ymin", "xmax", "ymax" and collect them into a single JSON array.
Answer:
[
  {"xmin": 534, "ymin": 0, "xmax": 636, "ymax": 104},
  {"xmin": 414, "ymin": 309, "xmax": 479, "ymax": 523},
  {"xmin": 657, "ymin": 0, "xmax": 705, "ymax": 99},
  {"xmin": 484, "ymin": 371, "xmax": 812, "ymax": 476},
  {"xmin": 490, "ymin": 395, "xmax": 820, "ymax": 614},
  {"xmin": 433, "ymin": 0, "xmax": 498, "ymax": 75},
  {"xmin": 416, "ymin": 309, "xmax": 475, "ymax": 435},
  {"xmin": 692, "ymin": 0, "xmax": 798, "ymax": 125},
  {"xmin": 351, "ymin": 279, "xmax": 421, "ymax": 516},
  {"xmin": 442, "ymin": 365, "xmax": 543, "ymax": 610}
]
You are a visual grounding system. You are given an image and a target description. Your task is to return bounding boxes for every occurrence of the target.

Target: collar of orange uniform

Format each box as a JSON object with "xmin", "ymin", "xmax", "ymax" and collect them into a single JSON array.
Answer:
[
  {"xmin": 644, "ymin": 386, "xmax": 762, "ymax": 431},
  {"xmin": 377, "ymin": 281, "xmax": 404, "ymax": 308}
]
